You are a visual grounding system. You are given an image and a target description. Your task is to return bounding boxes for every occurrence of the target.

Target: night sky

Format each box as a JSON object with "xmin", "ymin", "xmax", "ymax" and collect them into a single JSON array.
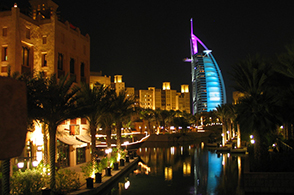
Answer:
[{"xmin": 2, "ymin": 0, "xmax": 294, "ymax": 103}]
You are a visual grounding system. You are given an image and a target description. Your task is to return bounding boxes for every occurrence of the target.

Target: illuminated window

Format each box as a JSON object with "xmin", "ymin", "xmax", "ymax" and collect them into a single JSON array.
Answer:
[
  {"xmin": 81, "ymin": 118, "xmax": 87, "ymax": 124},
  {"xmin": 70, "ymin": 125, "xmax": 80, "ymax": 135},
  {"xmin": 42, "ymin": 53, "xmax": 47, "ymax": 66},
  {"xmin": 2, "ymin": 46, "xmax": 8, "ymax": 61},
  {"xmin": 2, "ymin": 27, "xmax": 7, "ymax": 36},
  {"xmin": 70, "ymin": 118, "xmax": 76, "ymax": 124}
]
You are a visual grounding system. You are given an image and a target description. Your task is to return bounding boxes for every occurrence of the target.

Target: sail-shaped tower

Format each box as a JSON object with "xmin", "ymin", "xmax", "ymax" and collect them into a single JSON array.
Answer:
[{"xmin": 188, "ymin": 19, "xmax": 226, "ymax": 114}]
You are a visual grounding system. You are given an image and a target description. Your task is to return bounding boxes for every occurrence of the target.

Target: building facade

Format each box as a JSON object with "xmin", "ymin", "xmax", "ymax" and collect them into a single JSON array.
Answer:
[
  {"xmin": 0, "ymin": 0, "xmax": 90, "ymax": 83},
  {"xmin": 189, "ymin": 19, "xmax": 226, "ymax": 114},
  {"xmin": 139, "ymin": 82, "xmax": 190, "ymax": 113},
  {"xmin": 0, "ymin": 0, "xmax": 91, "ymax": 168}
]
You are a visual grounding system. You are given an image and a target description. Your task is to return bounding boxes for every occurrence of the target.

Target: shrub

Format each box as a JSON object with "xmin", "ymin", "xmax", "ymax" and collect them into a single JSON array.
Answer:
[
  {"xmin": 55, "ymin": 169, "xmax": 81, "ymax": 194},
  {"xmin": 81, "ymin": 161, "xmax": 97, "ymax": 177},
  {"xmin": 10, "ymin": 169, "xmax": 45, "ymax": 195}
]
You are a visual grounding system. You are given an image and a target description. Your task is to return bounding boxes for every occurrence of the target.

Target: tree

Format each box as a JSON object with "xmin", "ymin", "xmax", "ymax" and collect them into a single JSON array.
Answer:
[
  {"xmin": 40, "ymin": 74, "xmax": 82, "ymax": 193},
  {"xmin": 274, "ymin": 42, "xmax": 294, "ymax": 139},
  {"xmin": 216, "ymin": 104, "xmax": 229, "ymax": 146},
  {"xmin": 77, "ymin": 82, "xmax": 110, "ymax": 162},
  {"xmin": 232, "ymin": 55, "xmax": 278, "ymax": 162},
  {"xmin": 111, "ymin": 90, "xmax": 135, "ymax": 150},
  {"xmin": 140, "ymin": 108, "xmax": 155, "ymax": 134}
]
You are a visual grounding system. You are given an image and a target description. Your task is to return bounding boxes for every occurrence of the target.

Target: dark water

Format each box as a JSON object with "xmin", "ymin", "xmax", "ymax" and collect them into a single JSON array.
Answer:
[{"xmin": 101, "ymin": 141, "xmax": 245, "ymax": 195}]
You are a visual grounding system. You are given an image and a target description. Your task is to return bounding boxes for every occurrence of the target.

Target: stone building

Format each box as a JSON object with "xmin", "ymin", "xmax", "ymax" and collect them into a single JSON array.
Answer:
[{"xmin": 0, "ymin": 0, "xmax": 91, "ymax": 168}]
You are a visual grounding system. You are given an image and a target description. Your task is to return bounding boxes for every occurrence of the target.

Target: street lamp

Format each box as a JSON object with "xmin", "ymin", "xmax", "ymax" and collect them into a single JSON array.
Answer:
[{"xmin": 250, "ymin": 135, "xmax": 255, "ymax": 144}]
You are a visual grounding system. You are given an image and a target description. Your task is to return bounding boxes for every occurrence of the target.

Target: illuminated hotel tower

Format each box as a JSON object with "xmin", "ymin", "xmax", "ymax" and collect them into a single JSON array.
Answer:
[{"xmin": 188, "ymin": 19, "xmax": 226, "ymax": 114}]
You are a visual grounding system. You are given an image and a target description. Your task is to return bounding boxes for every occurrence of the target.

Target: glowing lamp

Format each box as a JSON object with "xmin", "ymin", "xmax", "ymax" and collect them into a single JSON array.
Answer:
[
  {"xmin": 17, "ymin": 161, "xmax": 24, "ymax": 169},
  {"xmin": 250, "ymin": 139, "xmax": 255, "ymax": 144},
  {"xmin": 250, "ymin": 135, "xmax": 254, "ymax": 139},
  {"xmin": 105, "ymin": 148, "xmax": 112, "ymax": 154},
  {"xmin": 32, "ymin": 160, "xmax": 38, "ymax": 167}
]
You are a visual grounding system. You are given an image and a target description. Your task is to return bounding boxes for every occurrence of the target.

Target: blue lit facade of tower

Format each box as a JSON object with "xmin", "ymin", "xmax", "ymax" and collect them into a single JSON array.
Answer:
[{"xmin": 189, "ymin": 19, "xmax": 226, "ymax": 114}]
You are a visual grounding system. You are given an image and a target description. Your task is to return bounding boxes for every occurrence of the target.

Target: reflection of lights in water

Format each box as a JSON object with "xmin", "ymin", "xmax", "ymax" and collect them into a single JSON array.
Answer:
[
  {"xmin": 145, "ymin": 148, "xmax": 147, "ymax": 152},
  {"xmin": 138, "ymin": 162, "xmax": 151, "ymax": 174},
  {"xmin": 227, "ymin": 153, "xmax": 230, "ymax": 158},
  {"xmin": 183, "ymin": 162, "xmax": 191, "ymax": 176},
  {"xmin": 125, "ymin": 180, "xmax": 130, "ymax": 189},
  {"xmin": 201, "ymin": 142, "xmax": 204, "ymax": 149},
  {"xmin": 171, "ymin": 147, "xmax": 175, "ymax": 155},
  {"xmin": 139, "ymin": 148, "xmax": 141, "ymax": 152},
  {"xmin": 164, "ymin": 167, "xmax": 172, "ymax": 180},
  {"xmin": 238, "ymin": 156, "xmax": 241, "ymax": 183},
  {"xmin": 181, "ymin": 146, "xmax": 183, "ymax": 155}
]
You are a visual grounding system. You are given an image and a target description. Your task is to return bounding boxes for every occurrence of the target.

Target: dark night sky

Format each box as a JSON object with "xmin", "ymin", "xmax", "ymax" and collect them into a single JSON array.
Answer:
[{"xmin": 2, "ymin": 0, "xmax": 294, "ymax": 103}]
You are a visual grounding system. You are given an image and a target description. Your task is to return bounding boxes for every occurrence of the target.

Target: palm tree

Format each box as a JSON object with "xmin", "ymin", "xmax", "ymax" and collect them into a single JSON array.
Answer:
[
  {"xmin": 40, "ymin": 74, "xmax": 82, "ymax": 193},
  {"xmin": 274, "ymin": 42, "xmax": 294, "ymax": 139},
  {"xmin": 111, "ymin": 90, "xmax": 135, "ymax": 150},
  {"xmin": 158, "ymin": 109, "xmax": 170, "ymax": 132},
  {"xmin": 216, "ymin": 104, "xmax": 229, "ymax": 146},
  {"xmin": 232, "ymin": 55, "xmax": 278, "ymax": 162},
  {"xmin": 140, "ymin": 108, "xmax": 155, "ymax": 134},
  {"xmin": 77, "ymin": 82, "xmax": 111, "ymax": 161},
  {"xmin": 154, "ymin": 108, "xmax": 162, "ymax": 133}
]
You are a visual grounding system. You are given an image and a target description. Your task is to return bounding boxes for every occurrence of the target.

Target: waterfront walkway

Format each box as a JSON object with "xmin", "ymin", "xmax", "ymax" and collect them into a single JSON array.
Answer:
[{"xmin": 67, "ymin": 157, "xmax": 140, "ymax": 195}]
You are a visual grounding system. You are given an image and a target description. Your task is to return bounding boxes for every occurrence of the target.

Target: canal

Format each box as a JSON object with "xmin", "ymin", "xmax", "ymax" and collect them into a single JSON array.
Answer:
[{"xmin": 100, "ymin": 140, "xmax": 245, "ymax": 195}]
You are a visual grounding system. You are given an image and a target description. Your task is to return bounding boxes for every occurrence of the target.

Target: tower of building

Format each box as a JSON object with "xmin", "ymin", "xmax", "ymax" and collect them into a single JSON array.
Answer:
[
  {"xmin": 188, "ymin": 19, "xmax": 226, "ymax": 114},
  {"xmin": 0, "ymin": 0, "xmax": 90, "ymax": 83}
]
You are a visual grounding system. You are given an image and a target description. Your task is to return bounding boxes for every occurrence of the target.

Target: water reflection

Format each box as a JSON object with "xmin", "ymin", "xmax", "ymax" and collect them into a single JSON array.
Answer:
[{"xmin": 102, "ymin": 142, "xmax": 244, "ymax": 195}]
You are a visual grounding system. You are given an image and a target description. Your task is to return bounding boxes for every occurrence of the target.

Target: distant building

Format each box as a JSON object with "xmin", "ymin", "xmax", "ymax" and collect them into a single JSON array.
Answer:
[
  {"xmin": 139, "ymin": 82, "xmax": 190, "ymax": 113},
  {"xmin": 0, "ymin": 0, "xmax": 91, "ymax": 168},
  {"xmin": 232, "ymin": 91, "xmax": 245, "ymax": 105},
  {"xmin": 188, "ymin": 19, "xmax": 226, "ymax": 114},
  {"xmin": 90, "ymin": 71, "xmax": 111, "ymax": 87}
]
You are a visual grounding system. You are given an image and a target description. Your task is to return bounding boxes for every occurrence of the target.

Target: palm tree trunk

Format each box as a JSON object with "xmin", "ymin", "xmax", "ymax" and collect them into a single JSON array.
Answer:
[
  {"xmin": 106, "ymin": 126, "xmax": 111, "ymax": 148},
  {"xmin": 1, "ymin": 159, "xmax": 10, "ymax": 195},
  {"xmin": 42, "ymin": 123, "xmax": 48, "ymax": 166},
  {"xmin": 116, "ymin": 121, "xmax": 122, "ymax": 150},
  {"xmin": 49, "ymin": 124, "xmax": 57, "ymax": 194},
  {"xmin": 90, "ymin": 123, "xmax": 96, "ymax": 162},
  {"xmin": 227, "ymin": 120, "xmax": 232, "ymax": 141},
  {"xmin": 222, "ymin": 121, "xmax": 226, "ymax": 146},
  {"xmin": 253, "ymin": 130, "xmax": 261, "ymax": 163}
]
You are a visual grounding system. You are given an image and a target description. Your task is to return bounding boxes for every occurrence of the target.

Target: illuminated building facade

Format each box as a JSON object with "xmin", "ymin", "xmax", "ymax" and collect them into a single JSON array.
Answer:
[
  {"xmin": 139, "ymin": 82, "xmax": 190, "ymax": 113},
  {"xmin": 0, "ymin": 0, "xmax": 91, "ymax": 168},
  {"xmin": 188, "ymin": 19, "xmax": 226, "ymax": 114},
  {"xmin": 0, "ymin": 0, "xmax": 90, "ymax": 82}
]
